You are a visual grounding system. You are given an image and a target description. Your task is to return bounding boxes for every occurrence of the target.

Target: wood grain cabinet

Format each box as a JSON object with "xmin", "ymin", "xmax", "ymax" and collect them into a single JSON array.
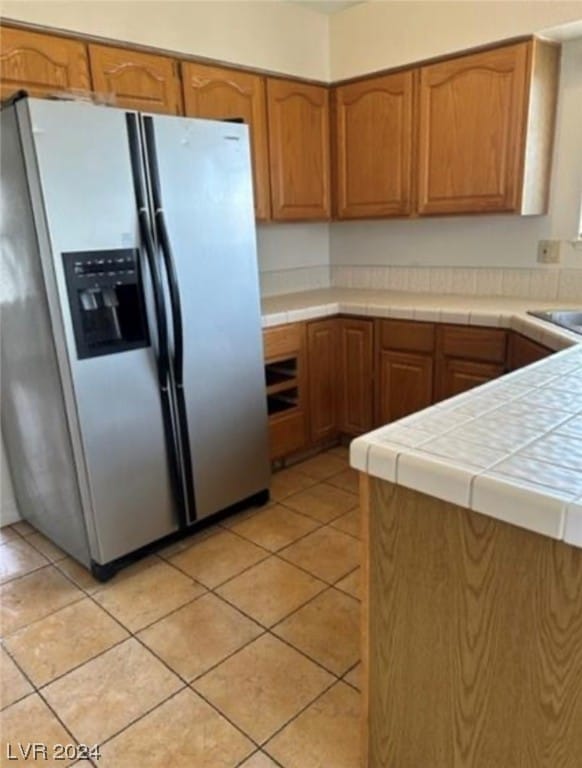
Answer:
[
  {"xmin": 333, "ymin": 70, "xmax": 415, "ymax": 218},
  {"xmin": 0, "ymin": 26, "xmax": 91, "ymax": 100},
  {"xmin": 307, "ymin": 319, "xmax": 338, "ymax": 443},
  {"xmin": 338, "ymin": 318, "xmax": 374, "ymax": 435},
  {"xmin": 435, "ymin": 325, "xmax": 506, "ymax": 400},
  {"xmin": 181, "ymin": 62, "xmax": 270, "ymax": 219},
  {"xmin": 375, "ymin": 320, "xmax": 435, "ymax": 425},
  {"xmin": 88, "ymin": 44, "xmax": 181, "ymax": 114},
  {"xmin": 263, "ymin": 323, "xmax": 308, "ymax": 460},
  {"xmin": 507, "ymin": 332, "xmax": 552, "ymax": 371},
  {"xmin": 417, "ymin": 40, "xmax": 560, "ymax": 215},
  {"xmin": 266, "ymin": 79, "xmax": 331, "ymax": 220}
]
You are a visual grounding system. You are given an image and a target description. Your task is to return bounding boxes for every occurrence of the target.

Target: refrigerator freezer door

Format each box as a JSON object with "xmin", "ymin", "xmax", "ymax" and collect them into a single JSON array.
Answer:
[
  {"xmin": 146, "ymin": 114, "xmax": 270, "ymax": 521},
  {"xmin": 24, "ymin": 99, "xmax": 178, "ymax": 563}
]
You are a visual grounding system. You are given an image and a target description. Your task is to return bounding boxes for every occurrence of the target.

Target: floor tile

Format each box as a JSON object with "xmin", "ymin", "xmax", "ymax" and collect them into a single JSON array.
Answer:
[
  {"xmin": 219, "ymin": 507, "xmax": 262, "ymax": 530},
  {"xmin": 11, "ymin": 520, "xmax": 35, "ymax": 537},
  {"xmin": 194, "ymin": 634, "xmax": 333, "ymax": 744},
  {"xmin": 4, "ymin": 598, "xmax": 128, "ymax": 687},
  {"xmin": 283, "ymin": 484, "xmax": 357, "ymax": 524},
  {"xmin": 344, "ymin": 662, "xmax": 361, "ymax": 691},
  {"xmin": 279, "ymin": 526, "xmax": 360, "ymax": 584},
  {"xmin": 330, "ymin": 507, "xmax": 361, "ymax": 539},
  {"xmin": 0, "ymin": 538, "xmax": 48, "ymax": 584},
  {"xmin": 99, "ymin": 688, "xmax": 253, "ymax": 768},
  {"xmin": 216, "ymin": 557, "xmax": 326, "ymax": 627},
  {"xmin": 0, "ymin": 526, "xmax": 20, "ymax": 545},
  {"xmin": 93, "ymin": 559, "xmax": 204, "ymax": 632},
  {"xmin": 43, "ymin": 638, "xmax": 182, "ymax": 744},
  {"xmin": 269, "ymin": 467, "xmax": 317, "ymax": 501},
  {"xmin": 239, "ymin": 753, "xmax": 280, "ymax": 768},
  {"xmin": 293, "ymin": 453, "xmax": 347, "ymax": 481},
  {"xmin": 26, "ymin": 532, "xmax": 67, "ymax": 563},
  {"xmin": 169, "ymin": 530, "xmax": 267, "ymax": 588},
  {"xmin": 327, "ymin": 444, "xmax": 350, "ymax": 460},
  {"xmin": 335, "ymin": 568, "xmax": 361, "ymax": 600},
  {"xmin": 265, "ymin": 682, "xmax": 360, "ymax": 768},
  {"xmin": 138, "ymin": 593, "xmax": 263, "ymax": 681},
  {"xmin": 0, "ymin": 646, "xmax": 33, "ymax": 709},
  {"xmin": 0, "ymin": 693, "xmax": 74, "ymax": 768},
  {"xmin": 273, "ymin": 588, "xmax": 360, "ymax": 675},
  {"xmin": 228, "ymin": 504, "xmax": 319, "ymax": 552},
  {"xmin": 54, "ymin": 557, "xmax": 102, "ymax": 594},
  {"xmin": 0, "ymin": 566, "xmax": 84, "ymax": 637},
  {"xmin": 327, "ymin": 467, "xmax": 360, "ymax": 495}
]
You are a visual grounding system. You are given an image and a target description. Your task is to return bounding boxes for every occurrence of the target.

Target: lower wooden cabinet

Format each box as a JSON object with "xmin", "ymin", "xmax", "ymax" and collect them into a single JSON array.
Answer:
[
  {"xmin": 507, "ymin": 333, "xmax": 552, "ymax": 371},
  {"xmin": 377, "ymin": 350, "xmax": 433, "ymax": 423},
  {"xmin": 307, "ymin": 320, "xmax": 338, "ymax": 444},
  {"xmin": 338, "ymin": 318, "xmax": 374, "ymax": 435},
  {"xmin": 436, "ymin": 358, "xmax": 505, "ymax": 400}
]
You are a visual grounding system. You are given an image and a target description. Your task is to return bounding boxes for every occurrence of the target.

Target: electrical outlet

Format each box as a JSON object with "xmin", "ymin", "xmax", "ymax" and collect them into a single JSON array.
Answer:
[{"xmin": 537, "ymin": 240, "xmax": 561, "ymax": 264}]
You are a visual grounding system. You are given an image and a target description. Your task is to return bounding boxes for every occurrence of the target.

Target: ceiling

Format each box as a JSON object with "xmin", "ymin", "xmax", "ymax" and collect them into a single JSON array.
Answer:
[{"xmin": 289, "ymin": 1, "xmax": 365, "ymax": 15}]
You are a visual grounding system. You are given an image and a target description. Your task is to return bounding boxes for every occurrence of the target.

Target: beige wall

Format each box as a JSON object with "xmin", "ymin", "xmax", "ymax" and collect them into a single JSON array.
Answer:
[
  {"xmin": 1, "ymin": 1, "xmax": 330, "ymax": 79},
  {"xmin": 330, "ymin": 0, "xmax": 582, "ymax": 79}
]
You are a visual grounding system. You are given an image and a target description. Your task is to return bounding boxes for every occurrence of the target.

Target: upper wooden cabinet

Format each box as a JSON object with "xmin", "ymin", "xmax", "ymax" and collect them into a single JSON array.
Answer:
[
  {"xmin": 266, "ymin": 79, "xmax": 331, "ymax": 221},
  {"xmin": 181, "ymin": 63, "xmax": 271, "ymax": 220},
  {"xmin": 0, "ymin": 26, "xmax": 91, "ymax": 100},
  {"xmin": 88, "ymin": 44, "xmax": 181, "ymax": 114},
  {"xmin": 333, "ymin": 70, "xmax": 415, "ymax": 219},
  {"xmin": 417, "ymin": 40, "xmax": 559, "ymax": 215}
]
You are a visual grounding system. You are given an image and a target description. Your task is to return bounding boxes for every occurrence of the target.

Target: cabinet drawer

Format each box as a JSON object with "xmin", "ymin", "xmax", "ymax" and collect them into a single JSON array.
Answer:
[
  {"xmin": 438, "ymin": 325, "xmax": 507, "ymax": 363},
  {"xmin": 378, "ymin": 319, "xmax": 435, "ymax": 353},
  {"xmin": 269, "ymin": 411, "xmax": 306, "ymax": 460},
  {"xmin": 263, "ymin": 323, "xmax": 303, "ymax": 360}
]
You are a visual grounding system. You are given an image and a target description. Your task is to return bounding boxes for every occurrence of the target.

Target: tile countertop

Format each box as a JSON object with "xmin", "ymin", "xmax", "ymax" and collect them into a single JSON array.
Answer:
[{"xmin": 261, "ymin": 288, "xmax": 582, "ymax": 550}]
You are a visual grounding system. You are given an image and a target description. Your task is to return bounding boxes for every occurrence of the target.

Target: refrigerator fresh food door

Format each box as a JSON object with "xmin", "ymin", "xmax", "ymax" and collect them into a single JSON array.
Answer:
[
  {"xmin": 143, "ymin": 113, "xmax": 270, "ymax": 521},
  {"xmin": 24, "ymin": 99, "xmax": 178, "ymax": 563}
]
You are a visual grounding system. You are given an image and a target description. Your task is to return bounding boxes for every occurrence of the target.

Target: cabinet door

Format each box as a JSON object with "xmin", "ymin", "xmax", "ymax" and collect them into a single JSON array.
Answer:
[
  {"xmin": 307, "ymin": 320, "xmax": 338, "ymax": 444},
  {"xmin": 334, "ymin": 70, "xmax": 414, "ymax": 218},
  {"xmin": 436, "ymin": 358, "xmax": 504, "ymax": 401},
  {"xmin": 338, "ymin": 319, "xmax": 374, "ymax": 435},
  {"xmin": 418, "ymin": 43, "xmax": 529, "ymax": 214},
  {"xmin": 507, "ymin": 332, "xmax": 552, "ymax": 371},
  {"xmin": 88, "ymin": 44, "xmax": 181, "ymax": 114},
  {"xmin": 377, "ymin": 350, "xmax": 433, "ymax": 425},
  {"xmin": 267, "ymin": 79, "xmax": 331, "ymax": 220},
  {"xmin": 182, "ymin": 62, "xmax": 270, "ymax": 220},
  {"xmin": 0, "ymin": 26, "xmax": 91, "ymax": 100}
]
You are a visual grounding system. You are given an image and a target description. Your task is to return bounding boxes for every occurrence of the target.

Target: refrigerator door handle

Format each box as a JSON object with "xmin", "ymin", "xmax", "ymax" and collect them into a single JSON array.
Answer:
[
  {"xmin": 141, "ymin": 115, "xmax": 197, "ymax": 523},
  {"xmin": 125, "ymin": 112, "xmax": 187, "ymax": 529}
]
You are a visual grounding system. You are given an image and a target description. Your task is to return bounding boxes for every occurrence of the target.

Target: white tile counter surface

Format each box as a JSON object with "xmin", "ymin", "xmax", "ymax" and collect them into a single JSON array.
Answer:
[{"xmin": 260, "ymin": 288, "xmax": 582, "ymax": 549}]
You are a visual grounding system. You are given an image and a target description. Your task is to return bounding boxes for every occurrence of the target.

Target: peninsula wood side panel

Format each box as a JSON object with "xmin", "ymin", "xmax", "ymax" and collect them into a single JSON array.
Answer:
[{"xmin": 364, "ymin": 479, "xmax": 582, "ymax": 767}]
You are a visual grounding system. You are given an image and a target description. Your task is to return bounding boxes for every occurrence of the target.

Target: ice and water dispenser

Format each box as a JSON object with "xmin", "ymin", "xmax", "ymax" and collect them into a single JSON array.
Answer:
[{"xmin": 62, "ymin": 249, "xmax": 149, "ymax": 359}]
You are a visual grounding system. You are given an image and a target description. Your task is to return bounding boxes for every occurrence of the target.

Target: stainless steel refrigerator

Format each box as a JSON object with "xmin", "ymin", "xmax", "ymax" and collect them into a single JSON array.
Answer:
[{"xmin": 1, "ymin": 96, "xmax": 270, "ymax": 579}]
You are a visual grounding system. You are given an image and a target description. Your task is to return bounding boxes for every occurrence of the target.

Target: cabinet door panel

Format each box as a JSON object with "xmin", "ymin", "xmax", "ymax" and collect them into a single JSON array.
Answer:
[
  {"xmin": 89, "ymin": 44, "xmax": 181, "ymax": 114},
  {"xmin": 182, "ymin": 62, "xmax": 270, "ymax": 220},
  {"xmin": 507, "ymin": 332, "xmax": 552, "ymax": 371},
  {"xmin": 335, "ymin": 70, "xmax": 414, "ymax": 218},
  {"xmin": 418, "ymin": 43, "xmax": 529, "ymax": 214},
  {"xmin": 436, "ymin": 358, "xmax": 504, "ymax": 401},
  {"xmin": 377, "ymin": 350, "xmax": 433, "ymax": 425},
  {"xmin": 0, "ymin": 26, "xmax": 91, "ymax": 99},
  {"xmin": 267, "ymin": 79, "xmax": 331, "ymax": 220},
  {"xmin": 338, "ymin": 319, "xmax": 374, "ymax": 435},
  {"xmin": 307, "ymin": 320, "xmax": 338, "ymax": 443}
]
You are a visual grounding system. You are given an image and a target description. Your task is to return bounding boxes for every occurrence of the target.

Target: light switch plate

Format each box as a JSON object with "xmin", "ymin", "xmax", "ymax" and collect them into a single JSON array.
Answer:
[{"xmin": 537, "ymin": 239, "xmax": 561, "ymax": 264}]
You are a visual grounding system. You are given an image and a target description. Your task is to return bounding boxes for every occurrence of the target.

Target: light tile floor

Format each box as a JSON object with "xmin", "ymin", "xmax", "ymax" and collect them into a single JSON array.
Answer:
[{"xmin": 0, "ymin": 446, "xmax": 361, "ymax": 767}]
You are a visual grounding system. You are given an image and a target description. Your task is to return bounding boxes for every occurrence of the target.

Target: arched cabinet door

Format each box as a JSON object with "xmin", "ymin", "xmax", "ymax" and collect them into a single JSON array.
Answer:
[
  {"xmin": 417, "ymin": 43, "xmax": 529, "ymax": 215},
  {"xmin": 182, "ymin": 62, "xmax": 270, "ymax": 220},
  {"xmin": 88, "ymin": 44, "xmax": 181, "ymax": 115},
  {"xmin": 267, "ymin": 79, "xmax": 331, "ymax": 221},
  {"xmin": 334, "ymin": 70, "xmax": 415, "ymax": 219},
  {"xmin": 0, "ymin": 26, "xmax": 91, "ymax": 100}
]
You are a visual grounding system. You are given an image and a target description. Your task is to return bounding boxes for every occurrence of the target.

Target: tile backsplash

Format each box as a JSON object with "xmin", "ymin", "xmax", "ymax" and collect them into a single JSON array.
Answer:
[{"xmin": 330, "ymin": 266, "xmax": 582, "ymax": 302}]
